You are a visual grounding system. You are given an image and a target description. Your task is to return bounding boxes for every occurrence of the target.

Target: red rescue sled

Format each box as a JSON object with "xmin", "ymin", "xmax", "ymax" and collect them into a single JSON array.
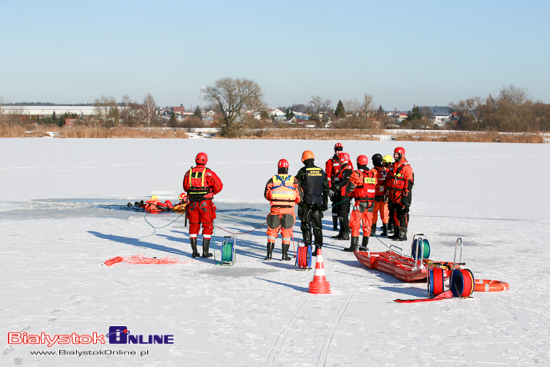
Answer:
[{"xmin": 354, "ymin": 236, "xmax": 458, "ymax": 282}]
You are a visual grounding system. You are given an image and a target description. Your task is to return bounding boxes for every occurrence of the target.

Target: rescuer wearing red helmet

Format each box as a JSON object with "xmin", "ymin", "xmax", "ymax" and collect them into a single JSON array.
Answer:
[
  {"xmin": 343, "ymin": 155, "xmax": 378, "ymax": 251},
  {"xmin": 329, "ymin": 152, "xmax": 354, "ymax": 240},
  {"xmin": 183, "ymin": 152, "xmax": 223, "ymax": 258},
  {"xmin": 295, "ymin": 150, "xmax": 329, "ymax": 256},
  {"xmin": 386, "ymin": 147, "xmax": 414, "ymax": 241},
  {"xmin": 371, "ymin": 153, "xmax": 390, "ymax": 236},
  {"xmin": 326, "ymin": 143, "xmax": 343, "ymax": 230},
  {"xmin": 264, "ymin": 159, "xmax": 302, "ymax": 261}
]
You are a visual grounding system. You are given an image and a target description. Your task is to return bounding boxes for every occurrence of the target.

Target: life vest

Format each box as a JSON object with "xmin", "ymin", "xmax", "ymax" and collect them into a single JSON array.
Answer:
[
  {"xmin": 187, "ymin": 166, "xmax": 212, "ymax": 202},
  {"xmin": 373, "ymin": 166, "xmax": 389, "ymax": 198},
  {"xmin": 269, "ymin": 174, "xmax": 298, "ymax": 207},
  {"xmin": 334, "ymin": 165, "xmax": 352, "ymax": 196},
  {"xmin": 300, "ymin": 166, "xmax": 325, "ymax": 205},
  {"xmin": 326, "ymin": 156, "xmax": 340, "ymax": 188},
  {"xmin": 144, "ymin": 199, "xmax": 168, "ymax": 213},
  {"xmin": 388, "ymin": 162, "xmax": 413, "ymax": 192},
  {"xmin": 350, "ymin": 169, "xmax": 377, "ymax": 200}
]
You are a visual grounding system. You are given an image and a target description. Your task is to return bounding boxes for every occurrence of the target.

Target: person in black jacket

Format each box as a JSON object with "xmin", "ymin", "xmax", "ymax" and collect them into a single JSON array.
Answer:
[{"xmin": 296, "ymin": 150, "xmax": 329, "ymax": 256}]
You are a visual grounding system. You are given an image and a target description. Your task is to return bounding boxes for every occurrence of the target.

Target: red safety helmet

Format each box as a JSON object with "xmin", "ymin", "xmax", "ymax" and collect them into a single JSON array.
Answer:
[
  {"xmin": 195, "ymin": 152, "xmax": 208, "ymax": 165},
  {"xmin": 394, "ymin": 147, "xmax": 405, "ymax": 161},
  {"xmin": 334, "ymin": 143, "xmax": 343, "ymax": 151},
  {"xmin": 339, "ymin": 152, "xmax": 350, "ymax": 165},
  {"xmin": 278, "ymin": 159, "xmax": 289, "ymax": 169},
  {"xmin": 357, "ymin": 155, "xmax": 368, "ymax": 166},
  {"xmin": 178, "ymin": 192, "xmax": 187, "ymax": 200}
]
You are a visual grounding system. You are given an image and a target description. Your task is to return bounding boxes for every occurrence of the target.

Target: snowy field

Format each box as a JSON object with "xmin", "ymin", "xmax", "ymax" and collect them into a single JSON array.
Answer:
[{"xmin": 1, "ymin": 138, "xmax": 550, "ymax": 367}]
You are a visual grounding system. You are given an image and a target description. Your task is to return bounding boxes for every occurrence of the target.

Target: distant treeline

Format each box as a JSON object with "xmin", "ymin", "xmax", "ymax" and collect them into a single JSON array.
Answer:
[
  {"xmin": 449, "ymin": 85, "xmax": 550, "ymax": 132},
  {"xmin": 5, "ymin": 102, "xmax": 94, "ymax": 106}
]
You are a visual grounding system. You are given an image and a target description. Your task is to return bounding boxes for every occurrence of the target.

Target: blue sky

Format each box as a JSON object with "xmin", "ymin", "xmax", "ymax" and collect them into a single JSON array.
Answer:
[{"xmin": 1, "ymin": 0, "xmax": 549, "ymax": 111}]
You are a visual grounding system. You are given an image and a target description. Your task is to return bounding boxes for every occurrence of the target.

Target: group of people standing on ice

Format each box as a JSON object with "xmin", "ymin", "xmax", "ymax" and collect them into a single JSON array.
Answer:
[{"xmin": 180, "ymin": 144, "xmax": 413, "ymax": 260}]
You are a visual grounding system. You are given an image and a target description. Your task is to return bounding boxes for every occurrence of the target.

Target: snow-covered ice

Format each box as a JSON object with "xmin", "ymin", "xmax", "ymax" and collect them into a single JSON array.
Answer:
[{"xmin": 1, "ymin": 138, "xmax": 549, "ymax": 366}]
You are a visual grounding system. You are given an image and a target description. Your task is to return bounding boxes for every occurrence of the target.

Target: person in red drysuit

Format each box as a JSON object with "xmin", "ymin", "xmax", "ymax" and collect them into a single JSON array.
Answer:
[
  {"xmin": 371, "ymin": 153, "xmax": 390, "ymax": 237},
  {"xmin": 344, "ymin": 155, "xmax": 377, "ymax": 252},
  {"xmin": 183, "ymin": 152, "xmax": 223, "ymax": 258},
  {"xmin": 386, "ymin": 147, "xmax": 414, "ymax": 241},
  {"xmin": 326, "ymin": 143, "xmax": 343, "ymax": 230}
]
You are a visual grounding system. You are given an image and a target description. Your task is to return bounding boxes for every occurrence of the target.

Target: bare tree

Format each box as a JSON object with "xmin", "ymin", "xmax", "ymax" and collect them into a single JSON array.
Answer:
[
  {"xmin": 498, "ymin": 85, "xmax": 528, "ymax": 106},
  {"xmin": 93, "ymin": 95, "xmax": 118, "ymax": 126},
  {"xmin": 205, "ymin": 77, "xmax": 264, "ymax": 130},
  {"xmin": 361, "ymin": 93, "xmax": 375, "ymax": 116},
  {"xmin": 142, "ymin": 93, "xmax": 157, "ymax": 127},
  {"xmin": 308, "ymin": 95, "xmax": 332, "ymax": 114},
  {"xmin": 344, "ymin": 98, "xmax": 361, "ymax": 115}
]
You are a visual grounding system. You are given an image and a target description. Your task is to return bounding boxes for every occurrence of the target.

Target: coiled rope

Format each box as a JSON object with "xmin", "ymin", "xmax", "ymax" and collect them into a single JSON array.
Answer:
[{"xmin": 296, "ymin": 245, "xmax": 311, "ymax": 268}]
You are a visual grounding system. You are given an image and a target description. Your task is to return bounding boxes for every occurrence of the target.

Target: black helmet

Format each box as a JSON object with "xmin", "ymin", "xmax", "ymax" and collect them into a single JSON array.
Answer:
[{"xmin": 372, "ymin": 153, "xmax": 383, "ymax": 167}]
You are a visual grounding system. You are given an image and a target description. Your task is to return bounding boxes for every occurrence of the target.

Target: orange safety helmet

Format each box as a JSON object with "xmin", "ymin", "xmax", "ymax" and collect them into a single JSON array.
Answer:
[{"xmin": 301, "ymin": 150, "xmax": 315, "ymax": 162}]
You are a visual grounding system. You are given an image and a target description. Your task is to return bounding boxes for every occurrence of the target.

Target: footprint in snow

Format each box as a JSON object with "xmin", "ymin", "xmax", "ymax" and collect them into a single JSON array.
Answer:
[{"xmin": 2, "ymin": 346, "xmax": 14, "ymax": 355}]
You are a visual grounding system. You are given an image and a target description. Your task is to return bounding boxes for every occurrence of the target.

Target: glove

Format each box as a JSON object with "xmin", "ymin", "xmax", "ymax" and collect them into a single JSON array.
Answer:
[
  {"xmin": 401, "ymin": 191, "xmax": 410, "ymax": 206},
  {"xmin": 205, "ymin": 192, "xmax": 214, "ymax": 199},
  {"xmin": 298, "ymin": 205, "xmax": 304, "ymax": 220},
  {"xmin": 328, "ymin": 189, "xmax": 336, "ymax": 198}
]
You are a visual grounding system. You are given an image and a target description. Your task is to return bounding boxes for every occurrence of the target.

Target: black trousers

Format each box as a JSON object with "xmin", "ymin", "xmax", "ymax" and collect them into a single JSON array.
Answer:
[
  {"xmin": 334, "ymin": 194, "xmax": 351, "ymax": 233},
  {"xmin": 300, "ymin": 204, "xmax": 324, "ymax": 247}
]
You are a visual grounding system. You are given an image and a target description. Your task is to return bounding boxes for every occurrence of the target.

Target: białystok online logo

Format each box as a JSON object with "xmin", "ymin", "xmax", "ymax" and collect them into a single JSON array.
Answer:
[{"xmin": 7, "ymin": 326, "xmax": 174, "ymax": 347}]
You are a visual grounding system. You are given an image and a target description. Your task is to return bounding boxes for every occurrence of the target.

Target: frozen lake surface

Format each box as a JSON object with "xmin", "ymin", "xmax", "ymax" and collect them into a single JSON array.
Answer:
[{"xmin": 1, "ymin": 138, "xmax": 549, "ymax": 366}]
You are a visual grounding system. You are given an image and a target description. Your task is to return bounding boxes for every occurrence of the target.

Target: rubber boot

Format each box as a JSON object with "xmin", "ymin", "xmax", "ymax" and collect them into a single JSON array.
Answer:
[
  {"xmin": 331, "ymin": 217, "xmax": 343, "ymax": 239},
  {"xmin": 344, "ymin": 236, "xmax": 359, "ymax": 252},
  {"xmin": 190, "ymin": 238, "xmax": 201, "ymax": 258},
  {"xmin": 332, "ymin": 216, "xmax": 338, "ymax": 231},
  {"xmin": 312, "ymin": 245, "xmax": 318, "ymax": 257},
  {"xmin": 264, "ymin": 242, "xmax": 274, "ymax": 260},
  {"xmin": 389, "ymin": 226, "xmax": 400, "ymax": 240},
  {"xmin": 380, "ymin": 223, "xmax": 388, "ymax": 237},
  {"xmin": 359, "ymin": 236, "xmax": 369, "ymax": 251},
  {"xmin": 370, "ymin": 224, "xmax": 376, "ymax": 236},
  {"xmin": 396, "ymin": 227, "xmax": 407, "ymax": 241},
  {"xmin": 202, "ymin": 238, "xmax": 213, "ymax": 258},
  {"xmin": 282, "ymin": 244, "xmax": 291, "ymax": 261}
]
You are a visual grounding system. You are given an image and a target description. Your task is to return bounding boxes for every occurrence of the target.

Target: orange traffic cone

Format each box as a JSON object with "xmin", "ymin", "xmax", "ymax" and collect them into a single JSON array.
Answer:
[{"xmin": 308, "ymin": 248, "xmax": 331, "ymax": 294}]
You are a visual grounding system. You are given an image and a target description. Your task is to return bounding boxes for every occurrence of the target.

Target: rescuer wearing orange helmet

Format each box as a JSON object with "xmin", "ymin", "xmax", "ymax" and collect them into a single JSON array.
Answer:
[
  {"xmin": 329, "ymin": 152, "xmax": 354, "ymax": 240},
  {"xmin": 386, "ymin": 147, "xmax": 414, "ymax": 241},
  {"xmin": 183, "ymin": 152, "xmax": 224, "ymax": 258},
  {"xmin": 326, "ymin": 143, "xmax": 344, "ymax": 230},
  {"xmin": 343, "ymin": 155, "xmax": 378, "ymax": 252},
  {"xmin": 264, "ymin": 159, "xmax": 302, "ymax": 261},
  {"xmin": 371, "ymin": 153, "xmax": 390, "ymax": 237},
  {"xmin": 295, "ymin": 150, "xmax": 329, "ymax": 256}
]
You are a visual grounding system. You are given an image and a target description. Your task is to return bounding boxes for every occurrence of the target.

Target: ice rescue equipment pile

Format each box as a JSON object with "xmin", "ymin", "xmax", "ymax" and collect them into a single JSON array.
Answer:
[
  {"xmin": 354, "ymin": 235, "xmax": 509, "ymax": 302},
  {"xmin": 353, "ymin": 235, "xmax": 450, "ymax": 282}
]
